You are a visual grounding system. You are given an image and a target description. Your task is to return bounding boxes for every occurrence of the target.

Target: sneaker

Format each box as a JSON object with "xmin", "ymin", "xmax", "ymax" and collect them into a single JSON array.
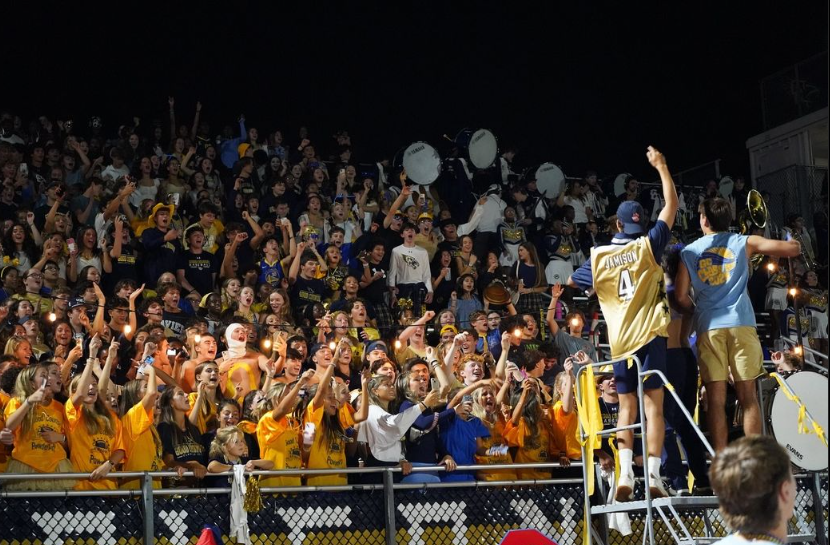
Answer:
[
  {"xmin": 667, "ymin": 486, "xmax": 691, "ymax": 497},
  {"xmin": 692, "ymin": 485, "xmax": 714, "ymax": 496},
  {"xmin": 648, "ymin": 474, "xmax": 669, "ymax": 499},
  {"xmin": 615, "ymin": 473, "xmax": 634, "ymax": 502}
]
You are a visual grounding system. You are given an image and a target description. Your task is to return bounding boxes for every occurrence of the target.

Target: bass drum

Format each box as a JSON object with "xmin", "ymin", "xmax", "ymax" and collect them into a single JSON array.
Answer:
[
  {"xmin": 768, "ymin": 371, "xmax": 828, "ymax": 471},
  {"xmin": 455, "ymin": 128, "xmax": 498, "ymax": 169},
  {"xmin": 392, "ymin": 142, "xmax": 442, "ymax": 185},
  {"xmin": 719, "ymin": 176, "xmax": 734, "ymax": 198},
  {"xmin": 525, "ymin": 163, "xmax": 566, "ymax": 199},
  {"xmin": 614, "ymin": 173, "xmax": 633, "ymax": 197}
]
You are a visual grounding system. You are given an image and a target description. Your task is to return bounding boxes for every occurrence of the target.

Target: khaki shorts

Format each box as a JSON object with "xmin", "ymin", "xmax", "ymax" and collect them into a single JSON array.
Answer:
[{"xmin": 697, "ymin": 326, "xmax": 764, "ymax": 383}]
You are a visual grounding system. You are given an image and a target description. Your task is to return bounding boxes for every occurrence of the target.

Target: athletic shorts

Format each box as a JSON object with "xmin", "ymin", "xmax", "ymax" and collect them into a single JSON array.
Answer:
[
  {"xmin": 696, "ymin": 326, "xmax": 764, "ymax": 383},
  {"xmin": 613, "ymin": 336, "xmax": 667, "ymax": 395}
]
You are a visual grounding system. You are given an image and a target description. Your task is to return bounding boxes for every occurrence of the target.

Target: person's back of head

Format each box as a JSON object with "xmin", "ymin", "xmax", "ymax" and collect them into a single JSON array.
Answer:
[
  {"xmin": 699, "ymin": 197, "xmax": 732, "ymax": 233},
  {"xmin": 710, "ymin": 435, "xmax": 793, "ymax": 535}
]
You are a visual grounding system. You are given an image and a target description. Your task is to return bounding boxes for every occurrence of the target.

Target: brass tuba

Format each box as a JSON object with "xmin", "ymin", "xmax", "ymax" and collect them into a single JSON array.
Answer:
[{"xmin": 738, "ymin": 189, "xmax": 769, "ymax": 270}]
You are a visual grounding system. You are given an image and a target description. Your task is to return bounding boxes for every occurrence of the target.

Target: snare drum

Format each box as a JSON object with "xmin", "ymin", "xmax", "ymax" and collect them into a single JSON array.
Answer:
[
  {"xmin": 455, "ymin": 128, "xmax": 498, "ymax": 169},
  {"xmin": 393, "ymin": 142, "xmax": 442, "ymax": 185},
  {"xmin": 766, "ymin": 371, "xmax": 829, "ymax": 471}
]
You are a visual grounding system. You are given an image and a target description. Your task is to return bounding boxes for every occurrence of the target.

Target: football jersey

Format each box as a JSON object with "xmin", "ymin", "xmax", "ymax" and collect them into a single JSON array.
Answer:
[{"xmin": 591, "ymin": 236, "xmax": 670, "ymax": 358}]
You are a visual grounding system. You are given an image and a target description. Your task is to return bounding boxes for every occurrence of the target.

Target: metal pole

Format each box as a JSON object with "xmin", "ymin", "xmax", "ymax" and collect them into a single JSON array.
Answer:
[
  {"xmin": 142, "ymin": 472, "xmax": 154, "ymax": 545},
  {"xmin": 812, "ymin": 473, "xmax": 828, "ymax": 545},
  {"xmin": 575, "ymin": 365, "xmax": 595, "ymax": 545},
  {"xmin": 789, "ymin": 258, "xmax": 806, "ymax": 352},
  {"xmin": 636, "ymin": 356, "xmax": 655, "ymax": 545},
  {"xmin": 383, "ymin": 468, "xmax": 396, "ymax": 545}
]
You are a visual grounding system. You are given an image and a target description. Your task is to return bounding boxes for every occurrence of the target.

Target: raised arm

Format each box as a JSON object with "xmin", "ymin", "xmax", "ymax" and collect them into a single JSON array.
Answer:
[
  {"xmin": 649, "ymin": 146, "xmax": 678, "ymax": 230},
  {"xmin": 71, "ymin": 335, "xmax": 102, "ymax": 406},
  {"xmin": 746, "ymin": 235, "xmax": 801, "ymax": 260},
  {"xmin": 383, "ymin": 185, "xmax": 412, "ymax": 228},
  {"xmin": 546, "ymin": 283, "xmax": 563, "ymax": 336},
  {"xmin": 243, "ymin": 211, "xmax": 265, "ymax": 250},
  {"xmin": 398, "ymin": 310, "xmax": 435, "ymax": 344},
  {"xmin": 311, "ymin": 361, "xmax": 336, "ymax": 410},
  {"xmin": 273, "ymin": 370, "xmax": 314, "ymax": 420},
  {"xmin": 674, "ymin": 261, "xmax": 695, "ymax": 315}
]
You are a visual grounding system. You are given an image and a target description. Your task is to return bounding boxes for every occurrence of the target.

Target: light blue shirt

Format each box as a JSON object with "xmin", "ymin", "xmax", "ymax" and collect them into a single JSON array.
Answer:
[{"xmin": 681, "ymin": 232, "xmax": 755, "ymax": 332}]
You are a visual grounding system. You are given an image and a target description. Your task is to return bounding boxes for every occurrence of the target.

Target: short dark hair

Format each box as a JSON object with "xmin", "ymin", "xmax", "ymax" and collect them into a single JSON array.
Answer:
[
  {"xmin": 285, "ymin": 347, "xmax": 303, "ymax": 361},
  {"xmin": 108, "ymin": 297, "xmax": 129, "ymax": 311},
  {"xmin": 699, "ymin": 197, "xmax": 732, "ymax": 232},
  {"xmin": 710, "ymin": 435, "xmax": 792, "ymax": 534},
  {"xmin": 157, "ymin": 282, "xmax": 181, "ymax": 298},
  {"xmin": 518, "ymin": 349, "xmax": 544, "ymax": 372}
]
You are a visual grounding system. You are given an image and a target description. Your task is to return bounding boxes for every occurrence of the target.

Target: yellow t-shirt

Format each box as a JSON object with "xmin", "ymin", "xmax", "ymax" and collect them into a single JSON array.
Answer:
[
  {"xmin": 0, "ymin": 391, "xmax": 10, "ymax": 473},
  {"xmin": 4, "ymin": 398, "xmax": 68, "ymax": 473},
  {"xmin": 11, "ymin": 292, "xmax": 53, "ymax": 315},
  {"xmin": 187, "ymin": 392, "xmax": 218, "ymax": 434},
  {"xmin": 303, "ymin": 403, "xmax": 354, "ymax": 487},
  {"xmin": 474, "ymin": 416, "xmax": 517, "ymax": 482},
  {"xmin": 120, "ymin": 402, "xmax": 163, "ymax": 490},
  {"xmin": 503, "ymin": 416, "xmax": 556, "ymax": 481},
  {"xmin": 551, "ymin": 401, "xmax": 581, "ymax": 461},
  {"xmin": 257, "ymin": 413, "xmax": 302, "ymax": 488},
  {"xmin": 590, "ymin": 236, "xmax": 669, "ymax": 358},
  {"xmin": 65, "ymin": 398, "xmax": 125, "ymax": 490}
]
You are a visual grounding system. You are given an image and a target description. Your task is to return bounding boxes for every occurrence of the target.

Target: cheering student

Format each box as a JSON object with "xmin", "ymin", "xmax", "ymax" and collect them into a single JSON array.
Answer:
[
  {"xmin": 257, "ymin": 369, "xmax": 316, "ymax": 489},
  {"xmin": 569, "ymin": 145, "xmax": 678, "ymax": 500},
  {"xmin": 675, "ymin": 196, "xmax": 800, "ymax": 453},
  {"xmin": 3, "ymin": 363, "xmax": 73, "ymax": 490},
  {"xmin": 301, "ymin": 362, "xmax": 369, "ymax": 486},
  {"xmin": 119, "ymin": 364, "xmax": 163, "ymax": 490},
  {"xmin": 65, "ymin": 336, "xmax": 125, "ymax": 490}
]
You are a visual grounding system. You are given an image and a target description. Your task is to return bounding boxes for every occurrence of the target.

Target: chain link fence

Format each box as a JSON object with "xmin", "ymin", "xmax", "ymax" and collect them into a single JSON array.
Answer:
[
  {"xmin": 0, "ymin": 470, "xmax": 826, "ymax": 545},
  {"xmin": 761, "ymin": 52, "xmax": 828, "ymax": 131},
  {"xmin": 756, "ymin": 164, "xmax": 828, "ymax": 232}
]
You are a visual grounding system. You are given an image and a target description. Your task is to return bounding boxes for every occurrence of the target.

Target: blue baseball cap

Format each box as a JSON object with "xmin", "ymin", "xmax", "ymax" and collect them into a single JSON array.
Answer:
[{"xmin": 616, "ymin": 201, "xmax": 647, "ymax": 235}]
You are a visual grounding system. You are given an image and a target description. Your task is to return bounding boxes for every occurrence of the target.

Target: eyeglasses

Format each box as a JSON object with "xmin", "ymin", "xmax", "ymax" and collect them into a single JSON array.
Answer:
[
  {"xmin": 25, "ymin": 273, "xmax": 42, "ymax": 279},
  {"xmin": 43, "ymin": 266, "xmax": 58, "ymax": 272}
]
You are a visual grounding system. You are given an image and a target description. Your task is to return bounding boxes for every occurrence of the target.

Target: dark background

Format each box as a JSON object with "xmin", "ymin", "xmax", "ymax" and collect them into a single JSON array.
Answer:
[{"xmin": 4, "ymin": 1, "xmax": 828, "ymax": 181}]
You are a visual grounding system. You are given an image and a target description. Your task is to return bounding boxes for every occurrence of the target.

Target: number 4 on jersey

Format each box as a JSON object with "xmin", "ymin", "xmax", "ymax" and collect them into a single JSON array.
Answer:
[{"xmin": 618, "ymin": 269, "xmax": 635, "ymax": 301}]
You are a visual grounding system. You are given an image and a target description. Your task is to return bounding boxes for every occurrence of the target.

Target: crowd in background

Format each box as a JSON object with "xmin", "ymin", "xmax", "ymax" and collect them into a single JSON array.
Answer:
[{"xmin": 0, "ymin": 102, "xmax": 825, "ymax": 492}]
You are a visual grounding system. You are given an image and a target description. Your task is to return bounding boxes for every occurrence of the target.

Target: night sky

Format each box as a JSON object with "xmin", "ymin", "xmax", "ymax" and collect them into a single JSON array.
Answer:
[{"xmin": 5, "ymin": 2, "xmax": 828, "ymax": 182}]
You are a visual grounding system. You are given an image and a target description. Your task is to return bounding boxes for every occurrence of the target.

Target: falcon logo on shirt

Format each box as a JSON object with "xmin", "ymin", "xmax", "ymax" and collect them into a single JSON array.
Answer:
[
  {"xmin": 697, "ymin": 247, "xmax": 736, "ymax": 286},
  {"xmin": 402, "ymin": 254, "xmax": 420, "ymax": 270}
]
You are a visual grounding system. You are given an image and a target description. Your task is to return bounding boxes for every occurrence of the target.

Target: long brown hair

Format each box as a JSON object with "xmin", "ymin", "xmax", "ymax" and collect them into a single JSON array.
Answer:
[
  {"xmin": 68, "ymin": 374, "xmax": 114, "ymax": 436},
  {"xmin": 518, "ymin": 242, "xmax": 545, "ymax": 288}
]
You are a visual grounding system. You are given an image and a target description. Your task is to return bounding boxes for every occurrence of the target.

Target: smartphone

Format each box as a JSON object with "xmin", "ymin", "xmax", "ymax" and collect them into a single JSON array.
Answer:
[
  {"xmin": 430, "ymin": 378, "xmax": 439, "ymax": 392},
  {"xmin": 462, "ymin": 394, "xmax": 474, "ymax": 404},
  {"xmin": 166, "ymin": 348, "xmax": 178, "ymax": 357},
  {"xmin": 356, "ymin": 327, "xmax": 364, "ymax": 339},
  {"xmin": 67, "ymin": 238, "xmax": 77, "ymax": 254},
  {"xmin": 18, "ymin": 163, "xmax": 28, "ymax": 177}
]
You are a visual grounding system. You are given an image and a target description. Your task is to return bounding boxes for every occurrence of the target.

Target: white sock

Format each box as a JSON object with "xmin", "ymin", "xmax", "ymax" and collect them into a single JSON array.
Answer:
[
  {"xmin": 647, "ymin": 456, "xmax": 662, "ymax": 478},
  {"xmin": 619, "ymin": 449, "xmax": 634, "ymax": 477}
]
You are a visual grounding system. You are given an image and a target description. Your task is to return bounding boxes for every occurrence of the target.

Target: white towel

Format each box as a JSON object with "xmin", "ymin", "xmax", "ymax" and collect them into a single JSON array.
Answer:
[
  {"xmin": 602, "ymin": 468, "xmax": 632, "ymax": 536},
  {"xmin": 230, "ymin": 465, "xmax": 251, "ymax": 544}
]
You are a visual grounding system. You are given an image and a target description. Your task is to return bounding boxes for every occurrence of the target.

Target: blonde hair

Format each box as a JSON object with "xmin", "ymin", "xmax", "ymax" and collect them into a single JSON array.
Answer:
[
  {"xmin": 551, "ymin": 371, "xmax": 573, "ymax": 406},
  {"xmin": 12, "ymin": 364, "xmax": 51, "ymax": 436},
  {"xmin": 4, "ymin": 336, "xmax": 31, "ymax": 361},
  {"xmin": 209, "ymin": 426, "xmax": 244, "ymax": 459}
]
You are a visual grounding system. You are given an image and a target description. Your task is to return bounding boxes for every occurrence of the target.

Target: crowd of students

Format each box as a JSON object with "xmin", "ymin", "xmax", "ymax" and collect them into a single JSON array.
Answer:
[{"xmin": 0, "ymin": 106, "xmax": 824, "ymax": 492}]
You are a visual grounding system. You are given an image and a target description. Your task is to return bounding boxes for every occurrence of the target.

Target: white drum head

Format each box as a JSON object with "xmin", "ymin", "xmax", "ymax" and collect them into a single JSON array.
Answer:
[
  {"xmin": 534, "ymin": 163, "xmax": 565, "ymax": 198},
  {"xmin": 719, "ymin": 176, "xmax": 734, "ymax": 198},
  {"xmin": 402, "ymin": 142, "xmax": 441, "ymax": 185},
  {"xmin": 770, "ymin": 371, "xmax": 829, "ymax": 471},
  {"xmin": 614, "ymin": 173, "xmax": 632, "ymax": 197},
  {"xmin": 468, "ymin": 129, "xmax": 498, "ymax": 169}
]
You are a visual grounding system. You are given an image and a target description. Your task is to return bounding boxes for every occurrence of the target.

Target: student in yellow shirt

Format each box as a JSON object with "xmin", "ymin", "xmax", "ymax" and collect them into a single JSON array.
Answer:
[
  {"xmin": 303, "ymin": 362, "xmax": 369, "ymax": 486},
  {"xmin": 118, "ymin": 365, "xmax": 163, "ymax": 490},
  {"xmin": 66, "ymin": 336, "xmax": 126, "ymax": 490},
  {"xmin": 549, "ymin": 357, "xmax": 581, "ymax": 466},
  {"xmin": 187, "ymin": 361, "xmax": 225, "ymax": 434},
  {"xmin": 256, "ymin": 369, "xmax": 315, "ymax": 489},
  {"xmin": 503, "ymin": 377, "xmax": 564, "ymax": 481},
  {"xmin": 4, "ymin": 363, "xmax": 74, "ymax": 490},
  {"xmin": 472, "ymin": 380, "xmax": 517, "ymax": 482}
]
